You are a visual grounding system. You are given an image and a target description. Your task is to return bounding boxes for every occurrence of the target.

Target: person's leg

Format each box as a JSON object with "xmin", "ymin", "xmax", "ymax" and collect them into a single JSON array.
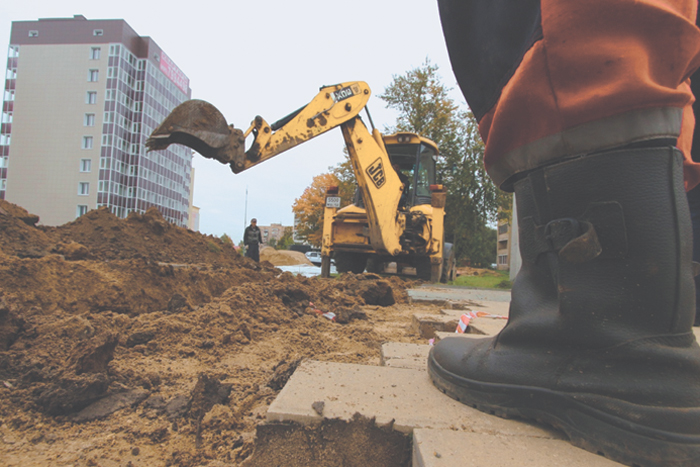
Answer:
[
  {"xmin": 432, "ymin": 1, "xmax": 700, "ymax": 465},
  {"xmin": 251, "ymin": 243, "xmax": 260, "ymax": 262},
  {"xmin": 438, "ymin": 0, "xmax": 700, "ymax": 189},
  {"xmin": 687, "ymin": 183, "xmax": 700, "ymax": 326}
]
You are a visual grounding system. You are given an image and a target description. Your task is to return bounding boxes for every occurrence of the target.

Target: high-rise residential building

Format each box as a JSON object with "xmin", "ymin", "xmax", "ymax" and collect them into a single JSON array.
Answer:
[{"xmin": 1, "ymin": 15, "xmax": 193, "ymax": 227}]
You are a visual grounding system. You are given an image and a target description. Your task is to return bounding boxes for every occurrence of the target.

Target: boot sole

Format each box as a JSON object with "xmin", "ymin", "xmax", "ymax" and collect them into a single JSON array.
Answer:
[{"xmin": 428, "ymin": 350, "xmax": 700, "ymax": 467}]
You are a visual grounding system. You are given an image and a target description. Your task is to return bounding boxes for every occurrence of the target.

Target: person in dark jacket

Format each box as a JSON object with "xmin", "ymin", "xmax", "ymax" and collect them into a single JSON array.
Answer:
[{"xmin": 243, "ymin": 218, "xmax": 263, "ymax": 262}]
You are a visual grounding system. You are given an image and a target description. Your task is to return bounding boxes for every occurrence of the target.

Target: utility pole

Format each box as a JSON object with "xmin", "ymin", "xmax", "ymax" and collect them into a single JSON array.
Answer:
[{"xmin": 244, "ymin": 186, "xmax": 248, "ymax": 227}]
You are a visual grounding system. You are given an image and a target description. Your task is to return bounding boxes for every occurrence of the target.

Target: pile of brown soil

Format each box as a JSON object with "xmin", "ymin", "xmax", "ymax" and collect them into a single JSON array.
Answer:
[
  {"xmin": 456, "ymin": 266, "xmax": 502, "ymax": 277},
  {"xmin": 0, "ymin": 201, "xmax": 422, "ymax": 467},
  {"xmin": 259, "ymin": 246, "xmax": 311, "ymax": 266}
]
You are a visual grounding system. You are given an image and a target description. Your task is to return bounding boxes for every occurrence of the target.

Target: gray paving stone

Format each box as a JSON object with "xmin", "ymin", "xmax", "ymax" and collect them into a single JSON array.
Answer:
[
  {"xmin": 267, "ymin": 360, "xmax": 560, "ymax": 438},
  {"xmin": 413, "ymin": 428, "xmax": 622, "ymax": 467},
  {"xmin": 381, "ymin": 342, "xmax": 431, "ymax": 370}
]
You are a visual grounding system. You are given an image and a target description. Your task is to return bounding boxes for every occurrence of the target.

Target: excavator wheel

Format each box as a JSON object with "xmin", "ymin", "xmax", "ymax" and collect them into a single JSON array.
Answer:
[
  {"xmin": 334, "ymin": 252, "xmax": 367, "ymax": 274},
  {"xmin": 440, "ymin": 243, "xmax": 456, "ymax": 283},
  {"xmin": 366, "ymin": 256, "xmax": 385, "ymax": 274},
  {"xmin": 416, "ymin": 257, "xmax": 443, "ymax": 283}
]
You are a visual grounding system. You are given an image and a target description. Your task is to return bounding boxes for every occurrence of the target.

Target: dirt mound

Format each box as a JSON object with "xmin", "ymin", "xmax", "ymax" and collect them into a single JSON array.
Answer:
[
  {"xmin": 0, "ymin": 199, "xmax": 53, "ymax": 258},
  {"xmin": 0, "ymin": 200, "xmax": 422, "ymax": 466},
  {"xmin": 259, "ymin": 246, "xmax": 312, "ymax": 266},
  {"xmin": 456, "ymin": 266, "xmax": 501, "ymax": 277},
  {"xmin": 45, "ymin": 206, "xmax": 241, "ymax": 265}
]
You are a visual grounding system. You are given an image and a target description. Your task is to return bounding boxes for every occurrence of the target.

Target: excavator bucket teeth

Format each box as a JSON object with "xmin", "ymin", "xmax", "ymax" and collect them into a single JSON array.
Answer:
[{"xmin": 146, "ymin": 99, "xmax": 235, "ymax": 162}]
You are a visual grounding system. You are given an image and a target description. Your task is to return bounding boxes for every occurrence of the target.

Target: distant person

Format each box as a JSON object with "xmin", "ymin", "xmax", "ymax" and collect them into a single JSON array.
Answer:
[{"xmin": 243, "ymin": 218, "xmax": 263, "ymax": 262}]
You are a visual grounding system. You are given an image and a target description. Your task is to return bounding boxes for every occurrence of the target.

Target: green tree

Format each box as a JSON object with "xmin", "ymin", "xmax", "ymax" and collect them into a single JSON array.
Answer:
[
  {"xmin": 277, "ymin": 226, "xmax": 295, "ymax": 250},
  {"xmin": 380, "ymin": 60, "xmax": 505, "ymax": 266}
]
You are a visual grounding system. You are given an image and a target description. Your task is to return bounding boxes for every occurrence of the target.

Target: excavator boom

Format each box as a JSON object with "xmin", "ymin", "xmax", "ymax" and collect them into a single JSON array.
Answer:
[{"xmin": 146, "ymin": 82, "xmax": 371, "ymax": 174}]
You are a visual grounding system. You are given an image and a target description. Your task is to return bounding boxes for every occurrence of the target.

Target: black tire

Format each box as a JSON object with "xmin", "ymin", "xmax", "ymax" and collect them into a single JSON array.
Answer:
[
  {"xmin": 366, "ymin": 256, "xmax": 384, "ymax": 274},
  {"xmin": 441, "ymin": 243, "xmax": 456, "ymax": 283},
  {"xmin": 416, "ymin": 257, "xmax": 433, "ymax": 281},
  {"xmin": 335, "ymin": 252, "xmax": 367, "ymax": 274}
]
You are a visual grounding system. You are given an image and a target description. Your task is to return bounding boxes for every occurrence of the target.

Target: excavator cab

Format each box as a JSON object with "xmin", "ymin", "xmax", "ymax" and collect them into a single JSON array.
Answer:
[{"xmin": 384, "ymin": 133, "xmax": 439, "ymax": 208}]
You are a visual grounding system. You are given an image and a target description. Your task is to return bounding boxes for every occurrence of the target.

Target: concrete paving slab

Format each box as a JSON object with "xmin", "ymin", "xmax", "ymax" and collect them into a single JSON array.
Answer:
[
  {"xmin": 412, "ymin": 314, "xmax": 459, "ymax": 338},
  {"xmin": 413, "ymin": 428, "xmax": 622, "ymax": 467},
  {"xmin": 381, "ymin": 342, "xmax": 431, "ymax": 370},
  {"xmin": 439, "ymin": 300, "xmax": 511, "ymax": 318},
  {"xmin": 267, "ymin": 360, "xmax": 562, "ymax": 439},
  {"xmin": 409, "ymin": 286, "xmax": 511, "ymax": 303}
]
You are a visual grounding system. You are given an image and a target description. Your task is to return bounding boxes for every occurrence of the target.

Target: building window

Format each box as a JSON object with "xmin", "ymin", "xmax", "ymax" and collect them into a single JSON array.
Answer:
[
  {"xmin": 82, "ymin": 136, "xmax": 93, "ymax": 149},
  {"xmin": 0, "ymin": 134, "xmax": 10, "ymax": 146},
  {"xmin": 0, "ymin": 156, "xmax": 7, "ymax": 168},
  {"xmin": 28, "ymin": 30, "xmax": 38, "ymax": 38},
  {"xmin": 0, "ymin": 179, "xmax": 6, "ymax": 190},
  {"xmin": 77, "ymin": 205, "xmax": 88, "ymax": 217},
  {"xmin": 93, "ymin": 29, "xmax": 103, "ymax": 36},
  {"xmin": 498, "ymin": 254, "xmax": 508, "ymax": 265},
  {"xmin": 88, "ymin": 69, "xmax": 99, "ymax": 82},
  {"xmin": 78, "ymin": 182, "xmax": 90, "ymax": 196},
  {"xmin": 86, "ymin": 91, "xmax": 97, "ymax": 104},
  {"xmin": 90, "ymin": 47, "xmax": 101, "ymax": 60},
  {"xmin": 498, "ymin": 224, "xmax": 509, "ymax": 234},
  {"xmin": 84, "ymin": 113, "xmax": 95, "ymax": 126},
  {"xmin": 80, "ymin": 159, "xmax": 91, "ymax": 172}
]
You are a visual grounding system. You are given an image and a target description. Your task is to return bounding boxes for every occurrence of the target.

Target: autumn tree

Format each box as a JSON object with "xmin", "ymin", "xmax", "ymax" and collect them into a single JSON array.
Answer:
[
  {"xmin": 380, "ymin": 60, "xmax": 507, "ymax": 266},
  {"xmin": 292, "ymin": 172, "xmax": 342, "ymax": 247},
  {"xmin": 330, "ymin": 150, "xmax": 357, "ymax": 204}
]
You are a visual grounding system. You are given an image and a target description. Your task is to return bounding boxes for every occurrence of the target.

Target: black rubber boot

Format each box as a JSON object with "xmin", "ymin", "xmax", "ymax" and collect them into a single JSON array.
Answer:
[{"xmin": 428, "ymin": 147, "xmax": 700, "ymax": 467}]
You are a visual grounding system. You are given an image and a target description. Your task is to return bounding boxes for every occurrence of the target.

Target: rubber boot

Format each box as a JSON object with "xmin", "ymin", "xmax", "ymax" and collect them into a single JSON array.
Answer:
[{"xmin": 428, "ymin": 147, "xmax": 700, "ymax": 467}]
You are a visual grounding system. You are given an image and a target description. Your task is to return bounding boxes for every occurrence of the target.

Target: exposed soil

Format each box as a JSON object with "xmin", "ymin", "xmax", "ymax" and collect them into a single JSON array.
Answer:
[
  {"xmin": 0, "ymin": 200, "xmax": 431, "ymax": 466},
  {"xmin": 455, "ymin": 266, "xmax": 502, "ymax": 277},
  {"xmin": 259, "ymin": 247, "xmax": 311, "ymax": 266}
]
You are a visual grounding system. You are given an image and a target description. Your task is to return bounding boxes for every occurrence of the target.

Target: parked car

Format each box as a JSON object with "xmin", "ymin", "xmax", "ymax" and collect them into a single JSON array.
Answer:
[{"xmin": 305, "ymin": 251, "xmax": 323, "ymax": 266}]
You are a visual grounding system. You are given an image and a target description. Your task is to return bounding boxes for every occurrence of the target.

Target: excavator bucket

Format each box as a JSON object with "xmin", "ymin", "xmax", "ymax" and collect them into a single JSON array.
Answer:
[{"xmin": 146, "ymin": 99, "xmax": 244, "ymax": 166}]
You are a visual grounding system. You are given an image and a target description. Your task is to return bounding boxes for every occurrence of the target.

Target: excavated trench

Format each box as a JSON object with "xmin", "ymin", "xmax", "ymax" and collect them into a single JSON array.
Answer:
[{"xmin": 0, "ymin": 199, "xmax": 426, "ymax": 466}]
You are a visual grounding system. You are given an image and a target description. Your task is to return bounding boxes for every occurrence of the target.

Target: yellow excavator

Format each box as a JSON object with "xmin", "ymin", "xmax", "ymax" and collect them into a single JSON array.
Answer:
[{"xmin": 146, "ymin": 81, "xmax": 455, "ymax": 282}]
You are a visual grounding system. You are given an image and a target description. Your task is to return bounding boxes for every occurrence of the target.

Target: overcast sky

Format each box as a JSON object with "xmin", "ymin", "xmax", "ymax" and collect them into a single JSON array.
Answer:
[{"xmin": 1, "ymin": 0, "xmax": 467, "ymax": 242}]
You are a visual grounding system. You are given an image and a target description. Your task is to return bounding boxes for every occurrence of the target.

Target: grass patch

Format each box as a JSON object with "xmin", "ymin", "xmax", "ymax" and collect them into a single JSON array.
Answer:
[{"xmin": 450, "ymin": 270, "xmax": 512, "ymax": 289}]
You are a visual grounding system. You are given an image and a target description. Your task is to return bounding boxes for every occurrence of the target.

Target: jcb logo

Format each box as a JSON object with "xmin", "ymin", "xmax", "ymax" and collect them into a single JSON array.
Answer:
[{"xmin": 366, "ymin": 159, "xmax": 386, "ymax": 189}]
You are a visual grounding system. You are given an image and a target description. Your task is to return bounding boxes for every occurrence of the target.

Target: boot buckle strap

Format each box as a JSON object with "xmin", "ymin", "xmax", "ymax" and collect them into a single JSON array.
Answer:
[
  {"xmin": 520, "ymin": 202, "xmax": 627, "ymax": 263},
  {"xmin": 545, "ymin": 219, "xmax": 602, "ymax": 263}
]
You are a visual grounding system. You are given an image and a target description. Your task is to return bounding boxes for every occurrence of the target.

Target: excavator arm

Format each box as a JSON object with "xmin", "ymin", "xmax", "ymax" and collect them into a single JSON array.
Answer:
[
  {"xmin": 146, "ymin": 81, "xmax": 405, "ymax": 255},
  {"xmin": 148, "ymin": 82, "xmax": 370, "ymax": 173}
]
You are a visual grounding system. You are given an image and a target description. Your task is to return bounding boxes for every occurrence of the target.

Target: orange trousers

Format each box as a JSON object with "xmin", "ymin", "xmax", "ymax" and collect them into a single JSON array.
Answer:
[{"xmin": 439, "ymin": 0, "xmax": 700, "ymax": 190}]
